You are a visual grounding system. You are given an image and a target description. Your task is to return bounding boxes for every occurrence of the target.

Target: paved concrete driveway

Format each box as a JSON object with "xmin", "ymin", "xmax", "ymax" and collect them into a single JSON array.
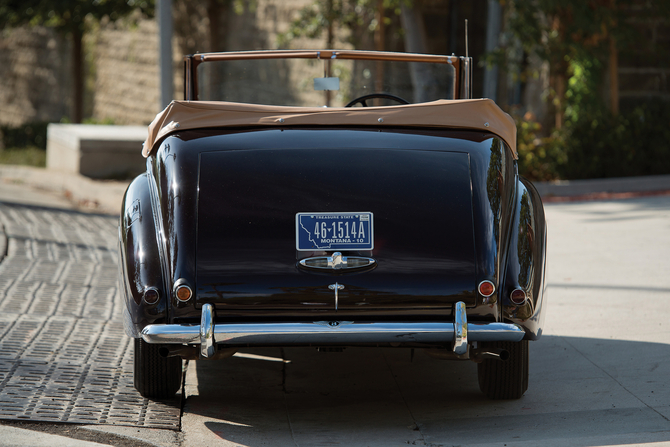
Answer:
[
  {"xmin": 1, "ymin": 178, "xmax": 668, "ymax": 446},
  {"xmin": 181, "ymin": 195, "xmax": 670, "ymax": 446}
]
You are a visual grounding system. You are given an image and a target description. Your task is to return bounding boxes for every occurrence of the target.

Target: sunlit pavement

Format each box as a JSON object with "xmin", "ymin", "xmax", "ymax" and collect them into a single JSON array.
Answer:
[
  {"xmin": 1, "ymin": 177, "xmax": 669, "ymax": 446},
  {"xmin": 181, "ymin": 195, "xmax": 670, "ymax": 447}
]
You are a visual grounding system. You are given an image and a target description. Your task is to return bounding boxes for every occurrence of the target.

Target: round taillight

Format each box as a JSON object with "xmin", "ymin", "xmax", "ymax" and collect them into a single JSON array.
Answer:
[
  {"xmin": 176, "ymin": 284, "xmax": 193, "ymax": 302},
  {"xmin": 510, "ymin": 288, "xmax": 527, "ymax": 305},
  {"xmin": 143, "ymin": 287, "xmax": 160, "ymax": 304},
  {"xmin": 478, "ymin": 280, "xmax": 495, "ymax": 297}
]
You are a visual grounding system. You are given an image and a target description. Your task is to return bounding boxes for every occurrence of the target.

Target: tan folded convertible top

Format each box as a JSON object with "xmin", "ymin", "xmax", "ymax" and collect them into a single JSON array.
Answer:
[{"xmin": 142, "ymin": 99, "xmax": 517, "ymax": 158}]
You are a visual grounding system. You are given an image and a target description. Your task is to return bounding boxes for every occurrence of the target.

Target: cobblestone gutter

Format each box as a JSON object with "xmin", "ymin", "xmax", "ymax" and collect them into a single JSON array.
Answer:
[{"xmin": 0, "ymin": 203, "xmax": 181, "ymax": 429}]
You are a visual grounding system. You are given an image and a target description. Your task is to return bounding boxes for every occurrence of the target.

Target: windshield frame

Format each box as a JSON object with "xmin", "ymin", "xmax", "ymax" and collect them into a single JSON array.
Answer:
[{"xmin": 183, "ymin": 50, "xmax": 472, "ymax": 104}]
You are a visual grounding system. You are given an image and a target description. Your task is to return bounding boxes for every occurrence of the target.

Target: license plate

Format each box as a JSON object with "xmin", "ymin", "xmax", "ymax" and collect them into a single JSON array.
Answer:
[{"xmin": 296, "ymin": 212, "xmax": 374, "ymax": 251}]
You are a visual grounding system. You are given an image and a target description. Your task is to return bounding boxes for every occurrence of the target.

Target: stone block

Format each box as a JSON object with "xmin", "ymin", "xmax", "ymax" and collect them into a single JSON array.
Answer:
[{"xmin": 46, "ymin": 124, "xmax": 147, "ymax": 179}]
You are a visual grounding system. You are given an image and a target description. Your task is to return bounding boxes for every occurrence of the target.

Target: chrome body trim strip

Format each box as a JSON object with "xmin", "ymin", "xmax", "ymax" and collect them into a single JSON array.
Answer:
[
  {"xmin": 141, "ymin": 320, "xmax": 525, "ymax": 346},
  {"xmin": 200, "ymin": 303, "xmax": 215, "ymax": 358},
  {"xmin": 453, "ymin": 301, "xmax": 468, "ymax": 355}
]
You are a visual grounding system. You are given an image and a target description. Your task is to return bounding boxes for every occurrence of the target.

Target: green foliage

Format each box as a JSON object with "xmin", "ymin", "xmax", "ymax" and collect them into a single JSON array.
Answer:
[
  {"xmin": 515, "ymin": 19, "xmax": 670, "ymax": 181},
  {"xmin": 0, "ymin": 147, "xmax": 46, "ymax": 167},
  {"xmin": 560, "ymin": 101, "xmax": 670, "ymax": 179},
  {"xmin": 0, "ymin": 119, "xmax": 48, "ymax": 168},
  {"xmin": 0, "ymin": 0, "xmax": 154, "ymax": 34},
  {"xmin": 497, "ymin": 0, "xmax": 670, "ymax": 180},
  {"xmin": 515, "ymin": 113, "xmax": 566, "ymax": 181},
  {"xmin": 563, "ymin": 57, "xmax": 605, "ymax": 125},
  {"xmin": 0, "ymin": 122, "xmax": 49, "ymax": 150},
  {"xmin": 516, "ymin": 100, "xmax": 670, "ymax": 181},
  {"xmin": 230, "ymin": 0, "xmax": 256, "ymax": 15},
  {"xmin": 503, "ymin": 0, "xmax": 628, "ymax": 66},
  {"xmin": 277, "ymin": 0, "xmax": 400, "ymax": 48}
]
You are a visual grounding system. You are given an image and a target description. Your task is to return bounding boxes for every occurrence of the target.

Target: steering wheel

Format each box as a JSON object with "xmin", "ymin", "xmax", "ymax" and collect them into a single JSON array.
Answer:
[{"xmin": 345, "ymin": 93, "xmax": 410, "ymax": 107}]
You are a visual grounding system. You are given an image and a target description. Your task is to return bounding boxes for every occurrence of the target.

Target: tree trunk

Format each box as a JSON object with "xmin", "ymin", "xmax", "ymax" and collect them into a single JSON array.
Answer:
[
  {"xmin": 554, "ymin": 73, "xmax": 565, "ymax": 130},
  {"xmin": 375, "ymin": 0, "xmax": 385, "ymax": 95},
  {"xmin": 400, "ymin": 2, "xmax": 438, "ymax": 103},
  {"xmin": 608, "ymin": 0, "xmax": 619, "ymax": 115},
  {"xmin": 72, "ymin": 26, "xmax": 83, "ymax": 123},
  {"xmin": 548, "ymin": 14, "xmax": 566, "ymax": 129},
  {"xmin": 207, "ymin": 0, "xmax": 220, "ymax": 52},
  {"xmin": 325, "ymin": 0, "xmax": 334, "ymax": 106},
  {"xmin": 207, "ymin": 0, "xmax": 222, "ymax": 98},
  {"xmin": 609, "ymin": 35, "xmax": 619, "ymax": 115}
]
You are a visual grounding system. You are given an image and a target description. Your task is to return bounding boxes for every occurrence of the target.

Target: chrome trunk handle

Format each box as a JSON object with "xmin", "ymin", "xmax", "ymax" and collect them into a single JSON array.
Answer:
[{"xmin": 299, "ymin": 252, "xmax": 376, "ymax": 271}]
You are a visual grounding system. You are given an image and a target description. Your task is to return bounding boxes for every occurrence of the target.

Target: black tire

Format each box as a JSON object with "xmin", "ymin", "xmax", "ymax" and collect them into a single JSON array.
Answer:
[
  {"xmin": 134, "ymin": 338, "xmax": 183, "ymax": 399},
  {"xmin": 477, "ymin": 340, "xmax": 528, "ymax": 400}
]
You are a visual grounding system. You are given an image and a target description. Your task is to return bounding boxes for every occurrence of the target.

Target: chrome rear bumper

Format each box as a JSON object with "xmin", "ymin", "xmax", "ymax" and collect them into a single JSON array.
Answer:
[{"xmin": 140, "ymin": 301, "xmax": 525, "ymax": 358}]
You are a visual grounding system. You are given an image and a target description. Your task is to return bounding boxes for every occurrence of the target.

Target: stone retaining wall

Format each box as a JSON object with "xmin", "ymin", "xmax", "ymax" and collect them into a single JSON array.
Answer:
[
  {"xmin": 90, "ymin": 18, "xmax": 162, "ymax": 125},
  {"xmin": 0, "ymin": 27, "xmax": 71, "ymax": 126},
  {"xmin": 0, "ymin": 1, "xmax": 321, "ymax": 128}
]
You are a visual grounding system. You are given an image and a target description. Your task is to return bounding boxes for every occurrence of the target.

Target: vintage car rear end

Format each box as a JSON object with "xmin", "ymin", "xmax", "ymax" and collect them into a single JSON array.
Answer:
[{"xmin": 118, "ymin": 50, "xmax": 546, "ymax": 400}]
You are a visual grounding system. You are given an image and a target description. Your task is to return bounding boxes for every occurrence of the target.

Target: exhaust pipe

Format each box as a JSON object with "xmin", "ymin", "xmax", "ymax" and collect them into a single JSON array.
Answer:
[
  {"xmin": 470, "ymin": 348, "xmax": 509, "ymax": 363},
  {"xmin": 424, "ymin": 347, "xmax": 509, "ymax": 362},
  {"xmin": 158, "ymin": 345, "xmax": 237, "ymax": 360},
  {"xmin": 423, "ymin": 349, "xmax": 469, "ymax": 360}
]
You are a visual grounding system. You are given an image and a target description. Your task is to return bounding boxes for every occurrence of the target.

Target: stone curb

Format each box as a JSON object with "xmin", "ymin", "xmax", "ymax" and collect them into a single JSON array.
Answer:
[
  {"xmin": 0, "ymin": 425, "xmax": 113, "ymax": 447},
  {"xmin": 535, "ymin": 174, "xmax": 670, "ymax": 200},
  {"xmin": 79, "ymin": 425, "xmax": 181, "ymax": 447}
]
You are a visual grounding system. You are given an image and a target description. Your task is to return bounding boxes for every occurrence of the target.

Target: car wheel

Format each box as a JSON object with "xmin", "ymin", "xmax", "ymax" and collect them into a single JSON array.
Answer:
[
  {"xmin": 134, "ymin": 338, "xmax": 183, "ymax": 398},
  {"xmin": 477, "ymin": 340, "xmax": 528, "ymax": 399}
]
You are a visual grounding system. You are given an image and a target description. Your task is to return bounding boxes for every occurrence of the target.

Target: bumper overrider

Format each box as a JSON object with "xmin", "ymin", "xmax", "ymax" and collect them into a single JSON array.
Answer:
[{"xmin": 140, "ymin": 301, "xmax": 525, "ymax": 358}]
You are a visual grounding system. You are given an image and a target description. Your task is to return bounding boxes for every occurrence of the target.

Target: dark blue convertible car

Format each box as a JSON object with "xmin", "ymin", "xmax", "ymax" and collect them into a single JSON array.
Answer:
[{"xmin": 119, "ymin": 49, "xmax": 547, "ymax": 400}]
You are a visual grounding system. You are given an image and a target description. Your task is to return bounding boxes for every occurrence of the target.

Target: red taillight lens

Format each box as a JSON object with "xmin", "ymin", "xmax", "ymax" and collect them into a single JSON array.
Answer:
[
  {"xmin": 176, "ymin": 285, "xmax": 193, "ymax": 302},
  {"xmin": 478, "ymin": 280, "xmax": 495, "ymax": 297},
  {"xmin": 143, "ymin": 287, "xmax": 160, "ymax": 304},
  {"xmin": 510, "ymin": 288, "xmax": 527, "ymax": 305}
]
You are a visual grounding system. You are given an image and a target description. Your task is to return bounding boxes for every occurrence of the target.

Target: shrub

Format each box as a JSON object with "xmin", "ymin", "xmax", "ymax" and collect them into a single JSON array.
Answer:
[
  {"xmin": 515, "ymin": 100, "xmax": 670, "ymax": 181},
  {"xmin": 0, "ymin": 122, "xmax": 49, "ymax": 150},
  {"xmin": 560, "ymin": 100, "xmax": 670, "ymax": 179},
  {"xmin": 515, "ymin": 112, "xmax": 567, "ymax": 181}
]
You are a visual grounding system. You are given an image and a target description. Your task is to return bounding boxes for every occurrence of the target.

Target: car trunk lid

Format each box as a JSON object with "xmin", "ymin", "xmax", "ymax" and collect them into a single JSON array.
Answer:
[{"xmin": 195, "ymin": 147, "xmax": 477, "ymax": 313}]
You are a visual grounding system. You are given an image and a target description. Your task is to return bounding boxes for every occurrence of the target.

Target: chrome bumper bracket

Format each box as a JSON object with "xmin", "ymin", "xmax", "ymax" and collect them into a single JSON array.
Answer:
[
  {"xmin": 453, "ymin": 301, "xmax": 468, "ymax": 355},
  {"xmin": 200, "ymin": 303, "xmax": 215, "ymax": 358}
]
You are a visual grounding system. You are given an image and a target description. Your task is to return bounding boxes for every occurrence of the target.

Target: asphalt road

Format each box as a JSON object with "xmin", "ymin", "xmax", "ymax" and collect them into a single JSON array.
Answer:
[{"xmin": 0, "ymin": 179, "xmax": 669, "ymax": 446}]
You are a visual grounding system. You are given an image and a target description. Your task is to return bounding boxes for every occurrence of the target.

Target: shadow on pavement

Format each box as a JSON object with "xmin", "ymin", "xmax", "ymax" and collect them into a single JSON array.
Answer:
[{"xmin": 184, "ymin": 336, "xmax": 670, "ymax": 446}]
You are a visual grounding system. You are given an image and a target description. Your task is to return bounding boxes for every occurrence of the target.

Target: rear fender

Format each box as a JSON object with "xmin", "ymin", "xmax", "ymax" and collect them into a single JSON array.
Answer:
[
  {"xmin": 501, "ymin": 176, "xmax": 547, "ymax": 340},
  {"xmin": 118, "ymin": 173, "xmax": 167, "ymax": 337}
]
